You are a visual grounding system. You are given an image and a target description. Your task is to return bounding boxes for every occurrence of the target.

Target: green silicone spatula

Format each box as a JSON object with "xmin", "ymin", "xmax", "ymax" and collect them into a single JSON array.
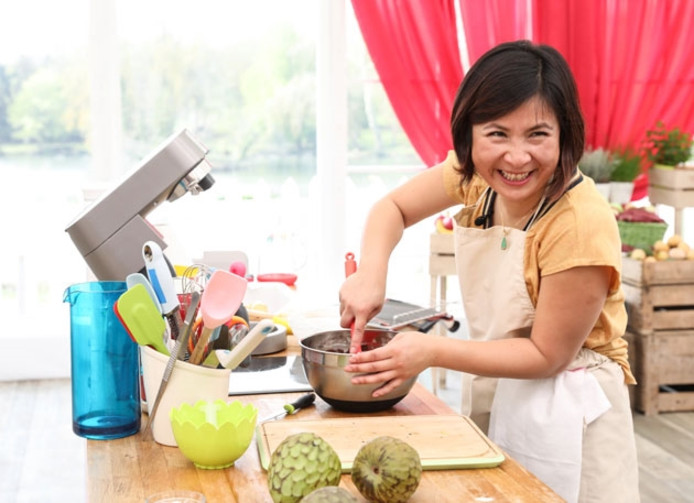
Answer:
[
  {"xmin": 115, "ymin": 283, "xmax": 170, "ymax": 356},
  {"xmin": 188, "ymin": 270, "xmax": 248, "ymax": 365}
]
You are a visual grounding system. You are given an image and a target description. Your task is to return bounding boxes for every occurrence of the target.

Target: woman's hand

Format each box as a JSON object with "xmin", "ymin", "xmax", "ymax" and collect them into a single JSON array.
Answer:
[
  {"xmin": 343, "ymin": 331, "xmax": 434, "ymax": 397},
  {"xmin": 337, "ymin": 164, "xmax": 456, "ymax": 353},
  {"xmin": 339, "ymin": 271, "xmax": 385, "ymax": 352}
]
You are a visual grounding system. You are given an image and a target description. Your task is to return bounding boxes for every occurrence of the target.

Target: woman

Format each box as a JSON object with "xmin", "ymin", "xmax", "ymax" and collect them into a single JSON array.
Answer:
[{"xmin": 338, "ymin": 41, "xmax": 639, "ymax": 502}]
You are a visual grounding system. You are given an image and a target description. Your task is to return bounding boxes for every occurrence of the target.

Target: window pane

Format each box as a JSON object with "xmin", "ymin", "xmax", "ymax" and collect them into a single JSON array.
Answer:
[
  {"xmin": 117, "ymin": 0, "xmax": 319, "ymax": 192},
  {"xmin": 345, "ymin": 3, "xmax": 420, "ymax": 170},
  {"xmin": 0, "ymin": 0, "xmax": 90, "ymax": 355},
  {"xmin": 0, "ymin": 1, "xmax": 430, "ymax": 381}
]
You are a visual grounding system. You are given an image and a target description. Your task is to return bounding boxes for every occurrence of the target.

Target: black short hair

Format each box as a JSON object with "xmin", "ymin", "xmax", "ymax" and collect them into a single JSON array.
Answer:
[{"xmin": 450, "ymin": 40, "xmax": 584, "ymax": 201}]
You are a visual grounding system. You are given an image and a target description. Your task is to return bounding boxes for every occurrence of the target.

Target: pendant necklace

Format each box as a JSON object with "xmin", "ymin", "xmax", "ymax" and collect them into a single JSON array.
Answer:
[{"xmin": 498, "ymin": 196, "xmax": 546, "ymax": 251}]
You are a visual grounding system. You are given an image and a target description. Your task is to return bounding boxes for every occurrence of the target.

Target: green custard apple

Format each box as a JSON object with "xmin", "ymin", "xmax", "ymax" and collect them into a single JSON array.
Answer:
[
  {"xmin": 267, "ymin": 432, "xmax": 342, "ymax": 503},
  {"xmin": 351, "ymin": 436, "xmax": 422, "ymax": 503}
]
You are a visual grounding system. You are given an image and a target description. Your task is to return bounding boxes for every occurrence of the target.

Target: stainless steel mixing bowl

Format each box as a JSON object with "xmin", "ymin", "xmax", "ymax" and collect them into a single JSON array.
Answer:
[{"xmin": 299, "ymin": 329, "xmax": 417, "ymax": 412}]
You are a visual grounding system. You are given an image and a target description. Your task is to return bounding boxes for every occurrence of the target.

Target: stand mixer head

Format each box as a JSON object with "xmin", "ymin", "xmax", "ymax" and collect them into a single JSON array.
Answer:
[{"xmin": 66, "ymin": 129, "xmax": 215, "ymax": 280}]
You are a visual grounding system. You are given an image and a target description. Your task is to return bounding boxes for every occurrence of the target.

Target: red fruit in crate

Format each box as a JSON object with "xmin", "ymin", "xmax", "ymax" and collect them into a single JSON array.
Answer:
[
  {"xmin": 435, "ymin": 215, "xmax": 454, "ymax": 234},
  {"xmin": 229, "ymin": 261, "xmax": 247, "ymax": 277},
  {"xmin": 616, "ymin": 207, "xmax": 665, "ymax": 223}
]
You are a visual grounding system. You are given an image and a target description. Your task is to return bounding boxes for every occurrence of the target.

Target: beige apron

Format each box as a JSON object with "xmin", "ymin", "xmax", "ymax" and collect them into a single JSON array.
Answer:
[{"xmin": 453, "ymin": 198, "xmax": 640, "ymax": 503}]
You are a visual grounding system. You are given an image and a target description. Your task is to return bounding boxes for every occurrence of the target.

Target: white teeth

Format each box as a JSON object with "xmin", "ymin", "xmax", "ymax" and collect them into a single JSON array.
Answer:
[{"xmin": 501, "ymin": 171, "xmax": 530, "ymax": 181}]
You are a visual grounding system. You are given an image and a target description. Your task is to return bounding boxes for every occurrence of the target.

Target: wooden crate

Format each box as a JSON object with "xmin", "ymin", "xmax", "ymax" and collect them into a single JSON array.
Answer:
[
  {"xmin": 627, "ymin": 329, "xmax": 694, "ymax": 415},
  {"xmin": 622, "ymin": 257, "xmax": 694, "ymax": 334},
  {"xmin": 623, "ymin": 331, "xmax": 637, "ymax": 409},
  {"xmin": 622, "ymin": 257, "xmax": 694, "ymax": 413}
]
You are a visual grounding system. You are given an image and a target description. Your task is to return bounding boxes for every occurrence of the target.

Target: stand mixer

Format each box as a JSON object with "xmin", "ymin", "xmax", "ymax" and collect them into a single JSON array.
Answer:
[{"xmin": 66, "ymin": 129, "xmax": 215, "ymax": 280}]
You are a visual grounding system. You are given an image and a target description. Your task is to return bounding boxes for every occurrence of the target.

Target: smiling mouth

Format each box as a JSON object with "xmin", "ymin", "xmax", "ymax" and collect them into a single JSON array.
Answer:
[{"xmin": 500, "ymin": 170, "xmax": 531, "ymax": 182}]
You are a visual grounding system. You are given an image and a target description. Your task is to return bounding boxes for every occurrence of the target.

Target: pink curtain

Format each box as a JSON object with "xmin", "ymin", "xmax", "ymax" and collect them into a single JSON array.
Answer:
[
  {"xmin": 533, "ymin": 0, "xmax": 694, "ymax": 199},
  {"xmin": 351, "ymin": 0, "xmax": 463, "ymax": 166},
  {"xmin": 353, "ymin": 0, "xmax": 694, "ymax": 200},
  {"xmin": 459, "ymin": 0, "xmax": 531, "ymax": 64}
]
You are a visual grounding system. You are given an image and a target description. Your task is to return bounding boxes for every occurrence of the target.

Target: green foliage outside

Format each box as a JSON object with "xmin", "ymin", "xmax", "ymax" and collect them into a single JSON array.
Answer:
[{"xmin": 0, "ymin": 24, "xmax": 419, "ymax": 176}]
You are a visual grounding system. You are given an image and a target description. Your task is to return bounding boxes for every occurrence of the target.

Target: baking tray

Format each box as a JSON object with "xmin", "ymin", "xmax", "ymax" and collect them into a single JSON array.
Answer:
[{"xmin": 256, "ymin": 414, "xmax": 505, "ymax": 472}]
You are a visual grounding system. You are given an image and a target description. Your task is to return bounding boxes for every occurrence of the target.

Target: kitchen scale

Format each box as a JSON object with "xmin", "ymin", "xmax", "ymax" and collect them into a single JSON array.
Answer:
[{"xmin": 228, "ymin": 355, "xmax": 312, "ymax": 395}]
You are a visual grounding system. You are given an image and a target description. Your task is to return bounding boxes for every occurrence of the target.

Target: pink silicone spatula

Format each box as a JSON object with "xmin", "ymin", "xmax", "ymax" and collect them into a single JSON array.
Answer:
[{"xmin": 189, "ymin": 270, "xmax": 248, "ymax": 365}]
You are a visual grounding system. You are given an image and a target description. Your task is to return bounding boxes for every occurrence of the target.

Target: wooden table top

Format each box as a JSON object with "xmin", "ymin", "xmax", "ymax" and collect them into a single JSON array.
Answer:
[{"xmin": 87, "ymin": 318, "xmax": 562, "ymax": 502}]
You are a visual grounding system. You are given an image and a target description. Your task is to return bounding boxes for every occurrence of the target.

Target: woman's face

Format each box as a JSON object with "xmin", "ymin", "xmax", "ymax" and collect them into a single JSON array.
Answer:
[{"xmin": 471, "ymin": 96, "xmax": 560, "ymax": 208}]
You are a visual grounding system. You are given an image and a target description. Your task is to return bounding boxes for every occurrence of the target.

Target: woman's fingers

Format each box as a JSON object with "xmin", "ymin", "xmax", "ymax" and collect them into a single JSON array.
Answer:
[
  {"xmin": 345, "ymin": 350, "xmax": 411, "ymax": 397},
  {"xmin": 349, "ymin": 370, "xmax": 403, "ymax": 397},
  {"xmin": 349, "ymin": 323, "xmax": 364, "ymax": 353},
  {"xmin": 373, "ymin": 378, "xmax": 404, "ymax": 397},
  {"xmin": 345, "ymin": 348, "xmax": 385, "ymax": 369}
]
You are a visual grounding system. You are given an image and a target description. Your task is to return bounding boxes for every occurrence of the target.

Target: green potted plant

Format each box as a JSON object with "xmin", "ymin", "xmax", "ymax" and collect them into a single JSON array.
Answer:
[
  {"xmin": 644, "ymin": 121, "xmax": 693, "ymax": 169},
  {"xmin": 609, "ymin": 147, "xmax": 643, "ymax": 204},
  {"xmin": 644, "ymin": 122, "xmax": 694, "ymax": 234},
  {"xmin": 578, "ymin": 147, "xmax": 614, "ymax": 200}
]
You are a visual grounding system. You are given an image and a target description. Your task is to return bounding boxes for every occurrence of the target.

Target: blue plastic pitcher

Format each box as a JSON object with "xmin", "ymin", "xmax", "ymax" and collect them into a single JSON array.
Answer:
[{"xmin": 63, "ymin": 281, "xmax": 141, "ymax": 439}]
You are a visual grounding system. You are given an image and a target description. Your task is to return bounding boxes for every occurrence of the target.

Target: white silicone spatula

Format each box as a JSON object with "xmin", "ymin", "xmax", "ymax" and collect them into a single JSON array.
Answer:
[
  {"xmin": 216, "ymin": 318, "xmax": 274, "ymax": 370},
  {"xmin": 189, "ymin": 270, "xmax": 248, "ymax": 365}
]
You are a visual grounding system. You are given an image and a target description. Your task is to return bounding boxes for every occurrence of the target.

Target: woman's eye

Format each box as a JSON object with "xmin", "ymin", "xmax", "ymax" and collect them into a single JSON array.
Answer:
[{"xmin": 488, "ymin": 131, "xmax": 506, "ymax": 138}]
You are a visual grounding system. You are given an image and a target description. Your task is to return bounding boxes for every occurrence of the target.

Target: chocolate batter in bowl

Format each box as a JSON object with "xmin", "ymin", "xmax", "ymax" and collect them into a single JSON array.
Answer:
[{"xmin": 300, "ymin": 329, "xmax": 417, "ymax": 412}]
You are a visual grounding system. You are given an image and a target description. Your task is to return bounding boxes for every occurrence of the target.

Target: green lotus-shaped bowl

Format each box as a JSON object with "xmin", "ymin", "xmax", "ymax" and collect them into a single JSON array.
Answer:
[{"xmin": 170, "ymin": 399, "xmax": 258, "ymax": 469}]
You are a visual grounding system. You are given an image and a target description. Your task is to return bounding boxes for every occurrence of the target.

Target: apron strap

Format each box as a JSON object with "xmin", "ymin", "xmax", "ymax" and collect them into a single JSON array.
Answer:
[{"xmin": 474, "ymin": 187, "xmax": 494, "ymax": 228}]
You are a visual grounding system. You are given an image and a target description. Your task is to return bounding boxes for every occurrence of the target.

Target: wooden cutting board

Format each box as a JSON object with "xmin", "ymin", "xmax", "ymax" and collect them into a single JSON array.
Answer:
[{"xmin": 256, "ymin": 414, "xmax": 505, "ymax": 472}]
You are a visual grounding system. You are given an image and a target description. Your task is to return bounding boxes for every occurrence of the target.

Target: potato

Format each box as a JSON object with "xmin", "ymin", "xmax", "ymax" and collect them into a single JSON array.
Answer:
[
  {"xmin": 653, "ymin": 240, "xmax": 669, "ymax": 253},
  {"xmin": 667, "ymin": 234, "xmax": 683, "ymax": 248},
  {"xmin": 655, "ymin": 250, "xmax": 670, "ymax": 261},
  {"xmin": 668, "ymin": 247, "xmax": 686, "ymax": 260},
  {"xmin": 630, "ymin": 249, "xmax": 647, "ymax": 261}
]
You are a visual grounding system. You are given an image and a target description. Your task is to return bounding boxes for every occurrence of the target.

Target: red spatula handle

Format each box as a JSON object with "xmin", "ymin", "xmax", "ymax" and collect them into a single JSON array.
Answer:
[
  {"xmin": 345, "ymin": 252, "xmax": 357, "ymax": 277},
  {"xmin": 344, "ymin": 252, "xmax": 359, "ymax": 349}
]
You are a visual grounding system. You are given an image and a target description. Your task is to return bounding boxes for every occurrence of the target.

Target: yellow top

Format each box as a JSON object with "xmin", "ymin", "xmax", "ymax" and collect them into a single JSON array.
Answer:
[{"xmin": 441, "ymin": 151, "xmax": 635, "ymax": 384}]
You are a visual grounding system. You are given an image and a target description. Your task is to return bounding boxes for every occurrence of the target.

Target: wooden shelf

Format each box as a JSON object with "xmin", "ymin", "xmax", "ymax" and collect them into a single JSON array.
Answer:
[{"xmin": 429, "ymin": 233, "xmax": 456, "ymax": 394}]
